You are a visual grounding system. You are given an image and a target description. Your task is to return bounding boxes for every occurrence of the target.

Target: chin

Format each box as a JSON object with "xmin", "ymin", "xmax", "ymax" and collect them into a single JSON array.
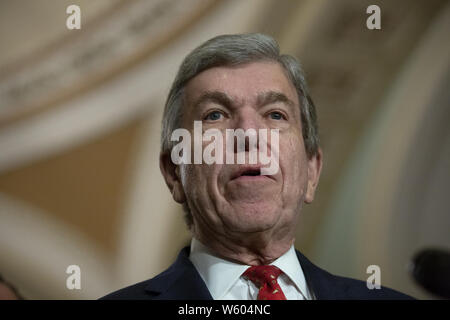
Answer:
[{"xmin": 225, "ymin": 203, "xmax": 281, "ymax": 232}]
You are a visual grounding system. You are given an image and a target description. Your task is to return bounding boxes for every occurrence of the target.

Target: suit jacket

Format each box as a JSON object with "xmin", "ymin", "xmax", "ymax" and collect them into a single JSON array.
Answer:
[{"xmin": 100, "ymin": 246, "xmax": 413, "ymax": 300}]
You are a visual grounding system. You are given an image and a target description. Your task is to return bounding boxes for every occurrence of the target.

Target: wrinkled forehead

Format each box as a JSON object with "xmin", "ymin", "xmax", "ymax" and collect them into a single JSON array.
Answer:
[{"xmin": 182, "ymin": 61, "xmax": 300, "ymax": 113}]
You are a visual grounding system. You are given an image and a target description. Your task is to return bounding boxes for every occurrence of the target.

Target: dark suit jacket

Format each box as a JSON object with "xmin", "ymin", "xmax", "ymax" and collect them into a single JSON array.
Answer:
[{"xmin": 101, "ymin": 246, "xmax": 413, "ymax": 300}]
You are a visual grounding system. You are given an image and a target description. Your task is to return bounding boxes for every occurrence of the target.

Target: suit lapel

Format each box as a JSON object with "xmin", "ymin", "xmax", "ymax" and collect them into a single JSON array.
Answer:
[
  {"xmin": 144, "ymin": 246, "xmax": 213, "ymax": 300},
  {"xmin": 295, "ymin": 250, "xmax": 344, "ymax": 299}
]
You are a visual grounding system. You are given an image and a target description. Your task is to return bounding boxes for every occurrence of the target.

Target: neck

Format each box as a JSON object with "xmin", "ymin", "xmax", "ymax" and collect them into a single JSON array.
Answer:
[{"xmin": 192, "ymin": 225, "xmax": 295, "ymax": 265}]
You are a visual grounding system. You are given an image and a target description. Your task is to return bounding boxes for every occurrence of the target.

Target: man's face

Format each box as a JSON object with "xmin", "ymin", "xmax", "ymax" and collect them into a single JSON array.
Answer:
[{"xmin": 162, "ymin": 61, "xmax": 321, "ymax": 239}]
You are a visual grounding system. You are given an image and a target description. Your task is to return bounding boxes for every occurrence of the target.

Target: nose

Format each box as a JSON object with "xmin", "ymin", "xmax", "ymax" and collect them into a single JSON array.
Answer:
[
  {"xmin": 234, "ymin": 107, "xmax": 262, "ymax": 131},
  {"xmin": 231, "ymin": 107, "xmax": 263, "ymax": 153}
]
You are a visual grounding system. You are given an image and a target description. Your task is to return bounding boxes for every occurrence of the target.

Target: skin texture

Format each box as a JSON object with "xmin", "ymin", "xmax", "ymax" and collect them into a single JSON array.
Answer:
[{"xmin": 160, "ymin": 61, "xmax": 322, "ymax": 265}]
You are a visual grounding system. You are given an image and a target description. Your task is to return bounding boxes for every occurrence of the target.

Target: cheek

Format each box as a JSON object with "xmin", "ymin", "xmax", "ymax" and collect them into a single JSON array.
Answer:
[
  {"xmin": 180, "ymin": 164, "xmax": 220, "ymax": 200},
  {"xmin": 280, "ymin": 135, "xmax": 309, "ymax": 196},
  {"xmin": 180, "ymin": 164, "xmax": 205, "ymax": 191},
  {"xmin": 180, "ymin": 164, "xmax": 226, "ymax": 226}
]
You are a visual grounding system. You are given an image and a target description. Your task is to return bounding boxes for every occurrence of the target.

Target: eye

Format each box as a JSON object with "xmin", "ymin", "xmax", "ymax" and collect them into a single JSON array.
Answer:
[
  {"xmin": 268, "ymin": 111, "xmax": 285, "ymax": 120},
  {"xmin": 204, "ymin": 110, "xmax": 224, "ymax": 121}
]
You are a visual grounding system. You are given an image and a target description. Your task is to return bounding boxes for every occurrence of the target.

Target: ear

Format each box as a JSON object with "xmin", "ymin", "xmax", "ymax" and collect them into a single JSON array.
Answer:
[
  {"xmin": 159, "ymin": 152, "xmax": 186, "ymax": 204},
  {"xmin": 304, "ymin": 148, "xmax": 323, "ymax": 203}
]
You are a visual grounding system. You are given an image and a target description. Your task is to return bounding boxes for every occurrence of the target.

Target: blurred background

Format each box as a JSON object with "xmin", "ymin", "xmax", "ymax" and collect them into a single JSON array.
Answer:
[{"xmin": 0, "ymin": 0, "xmax": 449, "ymax": 299}]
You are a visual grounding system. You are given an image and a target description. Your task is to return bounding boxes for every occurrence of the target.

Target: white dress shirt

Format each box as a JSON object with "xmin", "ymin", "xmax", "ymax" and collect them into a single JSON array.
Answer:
[{"xmin": 189, "ymin": 238, "xmax": 312, "ymax": 300}]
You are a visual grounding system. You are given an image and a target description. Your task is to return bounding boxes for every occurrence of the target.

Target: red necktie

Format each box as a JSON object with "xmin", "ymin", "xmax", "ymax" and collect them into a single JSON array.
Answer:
[{"xmin": 243, "ymin": 265, "xmax": 287, "ymax": 300}]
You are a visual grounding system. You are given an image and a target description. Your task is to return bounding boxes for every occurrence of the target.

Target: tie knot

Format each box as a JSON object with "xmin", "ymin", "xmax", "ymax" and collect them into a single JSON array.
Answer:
[
  {"xmin": 243, "ymin": 265, "xmax": 287, "ymax": 300},
  {"xmin": 243, "ymin": 265, "xmax": 283, "ymax": 286}
]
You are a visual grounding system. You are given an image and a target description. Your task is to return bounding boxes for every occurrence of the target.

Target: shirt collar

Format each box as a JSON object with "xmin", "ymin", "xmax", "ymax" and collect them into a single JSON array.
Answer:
[
  {"xmin": 189, "ymin": 238, "xmax": 248, "ymax": 299},
  {"xmin": 189, "ymin": 238, "xmax": 310, "ymax": 299},
  {"xmin": 271, "ymin": 244, "xmax": 310, "ymax": 299}
]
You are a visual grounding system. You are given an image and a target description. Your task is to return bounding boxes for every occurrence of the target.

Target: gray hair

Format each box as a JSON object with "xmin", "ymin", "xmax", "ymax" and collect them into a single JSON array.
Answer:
[{"xmin": 160, "ymin": 33, "xmax": 319, "ymax": 227}]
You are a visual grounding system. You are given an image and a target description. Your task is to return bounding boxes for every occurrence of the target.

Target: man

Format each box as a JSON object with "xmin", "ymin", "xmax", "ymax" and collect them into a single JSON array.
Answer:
[{"xmin": 102, "ymin": 33, "xmax": 412, "ymax": 300}]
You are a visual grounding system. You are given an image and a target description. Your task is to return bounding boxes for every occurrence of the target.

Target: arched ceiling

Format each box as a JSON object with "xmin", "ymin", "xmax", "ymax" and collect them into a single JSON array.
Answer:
[
  {"xmin": 0, "ymin": 0, "xmax": 219, "ymax": 125},
  {"xmin": 0, "ymin": 0, "xmax": 122, "ymax": 71}
]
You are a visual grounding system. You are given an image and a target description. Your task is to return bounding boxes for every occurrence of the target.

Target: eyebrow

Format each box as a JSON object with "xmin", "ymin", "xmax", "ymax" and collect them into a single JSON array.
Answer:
[
  {"xmin": 256, "ymin": 91, "xmax": 296, "ymax": 109},
  {"xmin": 193, "ymin": 91, "xmax": 235, "ymax": 109},
  {"xmin": 192, "ymin": 90, "xmax": 296, "ymax": 111}
]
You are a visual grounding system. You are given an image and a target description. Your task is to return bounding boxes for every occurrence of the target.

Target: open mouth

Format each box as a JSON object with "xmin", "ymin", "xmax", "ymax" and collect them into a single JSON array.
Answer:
[
  {"xmin": 240, "ymin": 168, "xmax": 261, "ymax": 177},
  {"xmin": 231, "ymin": 166, "xmax": 273, "ymax": 181}
]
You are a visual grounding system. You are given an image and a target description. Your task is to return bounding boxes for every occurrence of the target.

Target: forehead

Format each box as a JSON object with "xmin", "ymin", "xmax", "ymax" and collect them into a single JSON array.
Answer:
[{"xmin": 183, "ymin": 61, "xmax": 299, "ymax": 107}]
